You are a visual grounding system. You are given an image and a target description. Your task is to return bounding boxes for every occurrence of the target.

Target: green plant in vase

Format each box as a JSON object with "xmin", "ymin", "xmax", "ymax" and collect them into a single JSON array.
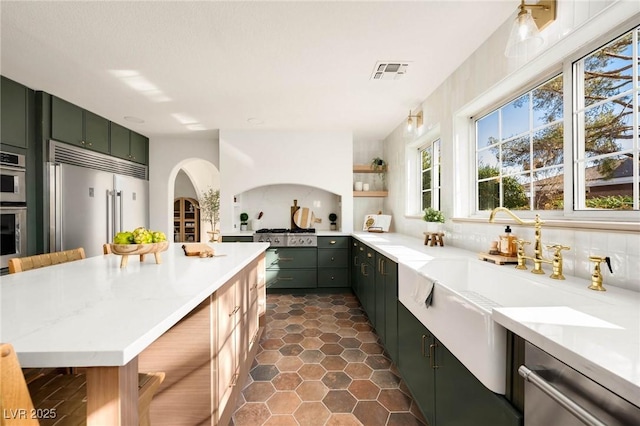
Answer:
[
  {"xmin": 370, "ymin": 157, "xmax": 386, "ymax": 190},
  {"xmin": 423, "ymin": 207, "xmax": 444, "ymax": 233},
  {"xmin": 240, "ymin": 212, "xmax": 249, "ymax": 231},
  {"xmin": 199, "ymin": 188, "xmax": 220, "ymax": 242}
]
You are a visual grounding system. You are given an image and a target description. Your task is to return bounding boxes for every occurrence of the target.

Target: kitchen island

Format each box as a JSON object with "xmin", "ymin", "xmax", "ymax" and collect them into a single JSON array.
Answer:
[{"xmin": 1, "ymin": 242, "xmax": 268, "ymax": 425}]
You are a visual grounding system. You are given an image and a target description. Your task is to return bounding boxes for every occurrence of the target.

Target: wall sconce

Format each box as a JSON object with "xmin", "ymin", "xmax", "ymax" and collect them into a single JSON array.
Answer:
[
  {"xmin": 404, "ymin": 110, "xmax": 423, "ymax": 140},
  {"xmin": 504, "ymin": 0, "xmax": 556, "ymax": 57}
]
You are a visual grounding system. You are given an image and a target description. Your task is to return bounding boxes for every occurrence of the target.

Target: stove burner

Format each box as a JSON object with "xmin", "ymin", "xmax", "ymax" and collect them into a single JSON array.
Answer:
[{"xmin": 253, "ymin": 228, "xmax": 317, "ymax": 247}]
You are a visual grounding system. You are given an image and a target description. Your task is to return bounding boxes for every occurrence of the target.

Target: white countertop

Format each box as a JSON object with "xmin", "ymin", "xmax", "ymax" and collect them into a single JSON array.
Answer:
[
  {"xmin": 351, "ymin": 231, "xmax": 640, "ymax": 407},
  {"xmin": 0, "ymin": 242, "xmax": 269, "ymax": 368}
]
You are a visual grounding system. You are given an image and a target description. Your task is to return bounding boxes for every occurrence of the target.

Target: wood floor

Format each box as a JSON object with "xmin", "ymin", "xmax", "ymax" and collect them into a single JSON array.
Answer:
[{"xmin": 231, "ymin": 293, "xmax": 427, "ymax": 426}]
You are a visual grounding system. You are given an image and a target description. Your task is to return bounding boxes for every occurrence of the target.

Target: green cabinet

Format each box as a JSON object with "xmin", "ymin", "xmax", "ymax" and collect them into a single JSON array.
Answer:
[
  {"xmin": 397, "ymin": 303, "xmax": 522, "ymax": 426},
  {"xmin": 398, "ymin": 303, "xmax": 436, "ymax": 425},
  {"xmin": 317, "ymin": 236, "xmax": 350, "ymax": 288},
  {"xmin": 354, "ymin": 242, "xmax": 375, "ymax": 324},
  {"xmin": 221, "ymin": 236, "xmax": 254, "ymax": 243},
  {"xmin": 266, "ymin": 247, "xmax": 317, "ymax": 289},
  {"xmin": 376, "ymin": 253, "xmax": 398, "ymax": 363},
  {"xmin": 1, "ymin": 76, "xmax": 30, "ymax": 148},
  {"xmin": 51, "ymin": 96, "xmax": 109, "ymax": 154},
  {"xmin": 110, "ymin": 122, "xmax": 148, "ymax": 164}
]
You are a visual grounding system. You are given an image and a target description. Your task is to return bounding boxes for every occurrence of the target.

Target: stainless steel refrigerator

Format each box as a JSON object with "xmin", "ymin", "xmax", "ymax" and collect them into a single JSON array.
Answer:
[{"xmin": 49, "ymin": 141, "xmax": 149, "ymax": 258}]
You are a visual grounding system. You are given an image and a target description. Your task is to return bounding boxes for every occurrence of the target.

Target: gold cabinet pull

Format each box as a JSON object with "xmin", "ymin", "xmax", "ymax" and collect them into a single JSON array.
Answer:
[
  {"xmin": 330, "ymin": 240, "xmax": 337, "ymax": 245},
  {"xmin": 367, "ymin": 253, "xmax": 372, "ymax": 258},
  {"xmin": 362, "ymin": 263, "xmax": 369, "ymax": 277},
  {"xmin": 421, "ymin": 334, "xmax": 428, "ymax": 357},
  {"xmin": 430, "ymin": 343, "xmax": 439, "ymax": 369}
]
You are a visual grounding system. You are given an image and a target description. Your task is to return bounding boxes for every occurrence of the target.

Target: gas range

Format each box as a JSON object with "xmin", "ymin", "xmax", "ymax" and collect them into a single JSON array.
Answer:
[{"xmin": 253, "ymin": 228, "xmax": 317, "ymax": 247}]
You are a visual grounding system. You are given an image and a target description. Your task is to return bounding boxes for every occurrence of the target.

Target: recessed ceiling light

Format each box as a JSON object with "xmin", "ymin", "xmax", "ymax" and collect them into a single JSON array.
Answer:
[
  {"xmin": 124, "ymin": 116, "xmax": 145, "ymax": 124},
  {"xmin": 247, "ymin": 117, "xmax": 264, "ymax": 125}
]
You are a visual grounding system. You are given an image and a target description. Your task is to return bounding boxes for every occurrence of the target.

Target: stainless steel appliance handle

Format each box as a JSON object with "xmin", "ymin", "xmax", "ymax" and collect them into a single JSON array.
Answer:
[
  {"xmin": 49, "ymin": 163, "xmax": 62, "ymax": 252},
  {"xmin": 518, "ymin": 365, "xmax": 607, "ymax": 426},
  {"xmin": 106, "ymin": 190, "xmax": 112, "ymax": 243},
  {"xmin": 117, "ymin": 190, "xmax": 123, "ymax": 233}
]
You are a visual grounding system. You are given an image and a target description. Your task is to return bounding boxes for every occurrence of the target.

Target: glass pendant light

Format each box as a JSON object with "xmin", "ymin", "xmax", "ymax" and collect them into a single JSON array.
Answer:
[{"xmin": 504, "ymin": 1, "xmax": 545, "ymax": 57}]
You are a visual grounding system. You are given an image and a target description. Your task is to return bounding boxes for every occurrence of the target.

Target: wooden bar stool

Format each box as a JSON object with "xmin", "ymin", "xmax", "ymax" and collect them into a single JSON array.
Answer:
[
  {"xmin": 8, "ymin": 248, "xmax": 86, "ymax": 274},
  {"xmin": 1, "ymin": 343, "xmax": 164, "ymax": 426}
]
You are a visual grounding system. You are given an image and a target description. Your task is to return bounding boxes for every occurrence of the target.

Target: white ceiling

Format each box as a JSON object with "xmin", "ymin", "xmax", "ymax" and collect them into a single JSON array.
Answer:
[{"xmin": 0, "ymin": 1, "xmax": 518, "ymax": 143}]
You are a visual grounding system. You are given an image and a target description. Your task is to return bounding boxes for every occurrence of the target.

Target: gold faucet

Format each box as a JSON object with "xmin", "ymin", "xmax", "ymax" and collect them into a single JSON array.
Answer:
[
  {"xmin": 588, "ymin": 256, "xmax": 612, "ymax": 291},
  {"xmin": 489, "ymin": 207, "xmax": 547, "ymax": 275},
  {"xmin": 546, "ymin": 244, "xmax": 570, "ymax": 280}
]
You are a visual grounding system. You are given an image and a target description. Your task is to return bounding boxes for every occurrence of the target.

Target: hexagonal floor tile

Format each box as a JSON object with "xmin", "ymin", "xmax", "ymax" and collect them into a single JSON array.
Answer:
[
  {"xmin": 348, "ymin": 379, "xmax": 380, "ymax": 400},
  {"xmin": 272, "ymin": 372, "xmax": 303, "ymax": 391},
  {"xmin": 321, "ymin": 371, "xmax": 352, "ymax": 390},
  {"xmin": 344, "ymin": 362, "xmax": 373, "ymax": 380},
  {"xmin": 320, "ymin": 343, "xmax": 344, "ymax": 356},
  {"xmin": 266, "ymin": 391, "xmax": 301, "ymax": 414},
  {"xmin": 378, "ymin": 388, "xmax": 412, "ymax": 411},
  {"xmin": 321, "ymin": 355, "xmax": 347, "ymax": 371},
  {"xmin": 353, "ymin": 400, "xmax": 390, "ymax": 426},
  {"xmin": 319, "ymin": 333, "xmax": 341, "ymax": 343},
  {"xmin": 293, "ymin": 401, "xmax": 330, "ymax": 426},
  {"xmin": 296, "ymin": 380, "xmax": 328, "ymax": 401},
  {"xmin": 323, "ymin": 390, "xmax": 357, "ymax": 413},
  {"xmin": 298, "ymin": 364, "xmax": 327, "ymax": 380},
  {"xmin": 279, "ymin": 343, "xmax": 304, "ymax": 356},
  {"xmin": 232, "ymin": 402, "xmax": 271, "ymax": 426},
  {"xmin": 299, "ymin": 349, "xmax": 325, "ymax": 363},
  {"xmin": 250, "ymin": 364, "xmax": 279, "ymax": 381},
  {"xmin": 242, "ymin": 382, "xmax": 276, "ymax": 402},
  {"xmin": 276, "ymin": 356, "xmax": 304, "ymax": 372}
]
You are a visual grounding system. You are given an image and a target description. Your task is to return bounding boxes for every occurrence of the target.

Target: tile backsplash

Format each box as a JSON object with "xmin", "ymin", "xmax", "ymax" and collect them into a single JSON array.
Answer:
[{"xmin": 445, "ymin": 221, "xmax": 640, "ymax": 293}]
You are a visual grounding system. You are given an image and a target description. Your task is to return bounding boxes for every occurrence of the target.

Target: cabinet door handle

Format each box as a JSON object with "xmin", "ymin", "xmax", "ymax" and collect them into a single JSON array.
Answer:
[
  {"xmin": 421, "ymin": 334, "xmax": 428, "ymax": 357},
  {"xmin": 360, "ymin": 247, "xmax": 364, "ymax": 251},
  {"xmin": 381, "ymin": 259, "xmax": 386, "ymax": 275},
  {"xmin": 430, "ymin": 343, "xmax": 439, "ymax": 369},
  {"xmin": 250, "ymin": 283, "xmax": 258, "ymax": 291},
  {"xmin": 362, "ymin": 263, "xmax": 369, "ymax": 277},
  {"xmin": 354, "ymin": 256, "xmax": 358, "ymax": 266},
  {"xmin": 330, "ymin": 240, "xmax": 336, "ymax": 245},
  {"xmin": 229, "ymin": 305, "xmax": 240, "ymax": 317},
  {"xmin": 367, "ymin": 253, "xmax": 372, "ymax": 258}
]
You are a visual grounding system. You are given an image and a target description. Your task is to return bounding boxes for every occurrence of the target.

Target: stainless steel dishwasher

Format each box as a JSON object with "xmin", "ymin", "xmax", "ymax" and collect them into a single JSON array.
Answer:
[{"xmin": 520, "ymin": 342, "xmax": 640, "ymax": 426}]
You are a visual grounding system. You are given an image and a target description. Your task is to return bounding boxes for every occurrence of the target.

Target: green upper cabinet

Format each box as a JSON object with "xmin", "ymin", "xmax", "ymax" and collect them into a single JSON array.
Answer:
[
  {"xmin": 1, "ymin": 76, "xmax": 29, "ymax": 148},
  {"xmin": 110, "ymin": 122, "xmax": 148, "ymax": 165},
  {"xmin": 51, "ymin": 96, "xmax": 109, "ymax": 154}
]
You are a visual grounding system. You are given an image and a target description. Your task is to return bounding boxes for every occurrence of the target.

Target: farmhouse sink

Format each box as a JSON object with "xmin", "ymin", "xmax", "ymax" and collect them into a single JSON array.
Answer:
[{"xmin": 398, "ymin": 257, "xmax": 607, "ymax": 394}]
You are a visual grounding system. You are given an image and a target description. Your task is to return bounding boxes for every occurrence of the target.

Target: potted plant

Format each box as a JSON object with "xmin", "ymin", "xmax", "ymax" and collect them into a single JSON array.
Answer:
[
  {"xmin": 199, "ymin": 188, "xmax": 220, "ymax": 242},
  {"xmin": 370, "ymin": 157, "xmax": 386, "ymax": 189},
  {"xmin": 423, "ymin": 207, "xmax": 444, "ymax": 233},
  {"xmin": 240, "ymin": 212, "xmax": 249, "ymax": 231},
  {"xmin": 329, "ymin": 213, "xmax": 338, "ymax": 230}
]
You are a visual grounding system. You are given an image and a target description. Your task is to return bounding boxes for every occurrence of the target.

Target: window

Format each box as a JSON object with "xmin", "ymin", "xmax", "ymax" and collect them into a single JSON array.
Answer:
[
  {"xmin": 420, "ymin": 139, "xmax": 441, "ymax": 210},
  {"xmin": 476, "ymin": 75, "xmax": 564, "ymax": 211},
  {"xmin": 474, "ymin": 24, "xmax": 640, "ymax": 215},
  {"xmin": 573, "ymin": 26, "xmax": 639, "ymax": 211}
]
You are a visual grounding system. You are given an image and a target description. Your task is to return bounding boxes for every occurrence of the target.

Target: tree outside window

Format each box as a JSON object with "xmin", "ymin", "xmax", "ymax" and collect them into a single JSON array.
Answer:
[{"xmin": 421, "ymin": 140, "xmax": 440, "ymax": 211}]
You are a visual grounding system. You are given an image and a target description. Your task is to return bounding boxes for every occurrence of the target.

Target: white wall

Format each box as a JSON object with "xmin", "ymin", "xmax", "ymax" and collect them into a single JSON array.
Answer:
[
  {"xmin": 174, "ymin": 170, "xmax": 198, "ymax": 199},
  {"xmin": 219, "ymin": 130, "xmax": 353, "ymax": 233},
  {"xmin": 382, "ymin": 0, "xmax": 640, "ymax": 291}
]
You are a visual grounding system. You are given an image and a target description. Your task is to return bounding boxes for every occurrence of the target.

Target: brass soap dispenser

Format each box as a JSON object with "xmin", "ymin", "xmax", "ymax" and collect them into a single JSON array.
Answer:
[{"xmin": 588, "ymin": 256, "xmax": 613, "ymax": 291}]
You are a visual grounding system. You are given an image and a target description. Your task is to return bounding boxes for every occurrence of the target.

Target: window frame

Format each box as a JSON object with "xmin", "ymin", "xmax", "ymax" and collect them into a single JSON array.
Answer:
[
  {"xmin": 469, "ymin": 22, "xmax": 640, "ymax": 222},
  {"xmin": 420, "ymin": 138, "xmax": 441, "ymax": 212}
]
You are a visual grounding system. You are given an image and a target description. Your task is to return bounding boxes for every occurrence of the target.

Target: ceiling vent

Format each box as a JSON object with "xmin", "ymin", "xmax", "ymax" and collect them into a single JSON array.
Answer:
[{"xmin": 370, "ymin": 62, "xmax": 410, "ymax": 80}]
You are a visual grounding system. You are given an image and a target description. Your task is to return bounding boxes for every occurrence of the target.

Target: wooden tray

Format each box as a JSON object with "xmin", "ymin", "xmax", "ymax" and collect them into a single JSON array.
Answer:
[
  {"xmin": 478, "ymin": 252, "xmax": 518, "ymax": 265},
  {"xmin": 110, "ymin": 241, "xmax": 169, "ymax": 268}
]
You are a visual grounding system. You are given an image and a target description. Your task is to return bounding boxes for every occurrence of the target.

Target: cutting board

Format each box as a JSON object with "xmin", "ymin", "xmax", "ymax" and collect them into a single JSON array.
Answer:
[
  {"xmin": 182, "ymin": 243, "xmax": 215, "ymax": 257},
  {"xmin": 293, "ymin": 207, "xmax": 321, "ymax": 229},
  {"xmin": 363, "ymin": 214, "xmax": 392, "ymax": 232}
]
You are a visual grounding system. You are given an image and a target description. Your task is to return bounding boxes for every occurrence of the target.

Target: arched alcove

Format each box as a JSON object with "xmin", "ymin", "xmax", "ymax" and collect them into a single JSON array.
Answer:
[{"xmin": 167, "ymin": 159, "xmax": 220, "ymax": 243}]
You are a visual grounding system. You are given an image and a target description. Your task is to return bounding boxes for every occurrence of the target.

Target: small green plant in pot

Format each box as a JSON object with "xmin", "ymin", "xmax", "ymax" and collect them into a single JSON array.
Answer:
[
  {"xmin": 240, "ymin": 212, "xmax": 249, "ymax": 231},
  {"xmin": 423, "ymin": 207, "xmax": 444, "ymax": 233},
  {"xmin": 329, "ymin": 213, "xmax": 338, "ymax": 230},
  {"xmin": 370, "ymin": 157, "xmax": 386, "ymax": 189}
]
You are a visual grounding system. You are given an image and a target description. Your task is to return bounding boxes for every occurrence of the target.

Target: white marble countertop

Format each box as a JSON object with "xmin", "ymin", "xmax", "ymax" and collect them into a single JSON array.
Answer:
[
  {"xmin": 0, "ymin": 242, "xmax": 269, "ymax": 368},
  {"xmin": 351, "ymin": 231, "xmax": 640, "ymax": 407}
]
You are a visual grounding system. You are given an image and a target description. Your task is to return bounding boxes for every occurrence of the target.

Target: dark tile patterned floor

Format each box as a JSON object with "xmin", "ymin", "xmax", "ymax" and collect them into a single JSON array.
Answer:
[{"xmin": 231, "ymin": 293, "xmax": 427, "ymax": 426}]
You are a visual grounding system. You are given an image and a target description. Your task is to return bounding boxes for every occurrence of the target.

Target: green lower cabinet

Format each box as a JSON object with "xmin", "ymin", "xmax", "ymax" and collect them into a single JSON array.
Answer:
[
  {"xmin": 221, "ymin": 236, "xmax": 253, "ymax": 242},
  {"xmin": 398, "ymin": 303, "xmax": 436, "ymax": 425},
  {"xmin": 266, "ymin": 247, "xmax": 317, "ymax": 289},
  {"xmin": 397, "ymin": 303, "xmax": 522, "ymax": 426},
  {"xmin": 382, "ymin": 258, "xmax": 398, "ymax": 363},
  {"xmin": 318, "ymin": 237, "xmax": 350, "ymax": 289}
]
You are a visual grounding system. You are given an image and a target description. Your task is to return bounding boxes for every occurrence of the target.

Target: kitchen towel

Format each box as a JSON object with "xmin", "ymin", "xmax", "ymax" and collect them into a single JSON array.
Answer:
[{"xmin": 413, "ymin": 274, "xmax": 436, "ymax": 308}]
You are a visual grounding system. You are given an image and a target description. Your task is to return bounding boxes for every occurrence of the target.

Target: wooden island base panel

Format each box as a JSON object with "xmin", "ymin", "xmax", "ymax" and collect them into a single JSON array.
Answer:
[{"xmin": 139, "ymin": 254, "xmax": 266, "ymax": 426}]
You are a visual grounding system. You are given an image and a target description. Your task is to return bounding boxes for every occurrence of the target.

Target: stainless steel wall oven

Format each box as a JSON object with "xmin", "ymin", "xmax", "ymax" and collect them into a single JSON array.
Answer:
[{"xmin": 0, "ymin": 151, "xmax": 27, "ymax": 269}]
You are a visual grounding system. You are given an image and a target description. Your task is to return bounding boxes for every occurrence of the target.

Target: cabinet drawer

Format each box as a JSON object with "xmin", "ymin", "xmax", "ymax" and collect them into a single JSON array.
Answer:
[
  {"xmin": 318, "ymin": 236, "xmax": 350, "ymax": 249},
  {"xmin": 266, "ymin": 248, "xmax": 317, "ymax": 269},
  {"xmin": 318, "ymin": 249, "xmax": 349, "ymax": 268},
  {"xmin": 266, "ymin": 269, "xmax": 317, "ymax": 289},
  {"xmin": 222, "ymin": 236, "xmax": 253, "ymax": 243},
  {"xmin": 357, "ymin": 243, "xmax": 375, "ymax": 264},
  {"xmin": 318, "ymin": 268, "xmax": 349, "ymax": 288}
]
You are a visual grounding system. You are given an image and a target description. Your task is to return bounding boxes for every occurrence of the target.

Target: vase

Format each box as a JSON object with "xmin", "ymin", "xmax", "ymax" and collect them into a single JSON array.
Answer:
[{"xmin": 425, "ymin": 222, "xmax": 442, "ymax": 233}]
